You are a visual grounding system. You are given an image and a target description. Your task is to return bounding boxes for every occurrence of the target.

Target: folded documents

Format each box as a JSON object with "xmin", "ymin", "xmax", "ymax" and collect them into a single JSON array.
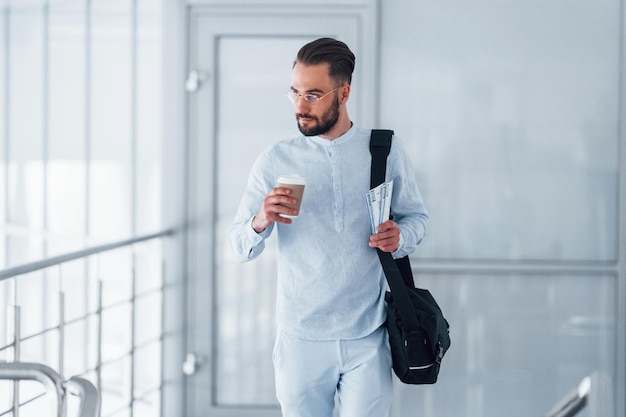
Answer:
[{"xmin": 366, "ymin": 180, "xmax": 393, "ymax": 234}]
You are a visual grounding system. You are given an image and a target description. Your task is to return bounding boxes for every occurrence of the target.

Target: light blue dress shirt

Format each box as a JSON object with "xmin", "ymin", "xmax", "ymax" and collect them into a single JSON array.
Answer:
[{"xmin": 230, "ymin": 126, "xmax": 428, "ymax": 340}]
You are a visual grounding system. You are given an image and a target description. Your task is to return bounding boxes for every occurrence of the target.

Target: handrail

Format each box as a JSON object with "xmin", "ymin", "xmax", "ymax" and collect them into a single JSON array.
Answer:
[
  {"xmin": 66, "ymin": 376, "xmax": 102, "ymax": 417},
  {"xmin": 542, "ymin": 376, "xmax": 590, "ymax": 417},
  {"xmin": 0, "ymin": 362, "xmax": 101, "ymax": 417},
  {"xmin": 0, "ymin": 229, "xmax": 174, "ymax": 283}
]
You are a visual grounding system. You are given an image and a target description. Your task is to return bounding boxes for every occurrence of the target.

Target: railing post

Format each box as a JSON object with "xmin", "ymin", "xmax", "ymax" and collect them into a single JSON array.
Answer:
[
  {"xmin": 96, "ymin": 279, "xmax": 103, "ymax": 394},
  {"xmin": 8, "ymin": 304, "xmax": 21, "ymax": 417},
  {"xmin": 130, "ymin": 248, "xmax": 137, "ymax": 417},
  {"xmin": 59, "ymin": 291, "xmax": 65, "ymax": 378},
  {"xmin": 159, "ymin": 258, "xmax": 165, "ymax": 417},
  {"xmin": 59, "ymin": 290, "xmax": 67, "ymax": 417}
]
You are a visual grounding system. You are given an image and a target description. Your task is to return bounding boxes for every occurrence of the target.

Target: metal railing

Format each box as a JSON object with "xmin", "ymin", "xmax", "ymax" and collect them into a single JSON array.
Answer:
[{"xmin": 0, "ymin": 230, "xmax": 172, "ymax": 417}]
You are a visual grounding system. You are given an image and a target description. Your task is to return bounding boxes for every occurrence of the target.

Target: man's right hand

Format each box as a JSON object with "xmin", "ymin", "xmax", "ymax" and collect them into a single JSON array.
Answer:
[{"xmin": 252, "ymin": 187, "xmax": 298, "ymax": 233}]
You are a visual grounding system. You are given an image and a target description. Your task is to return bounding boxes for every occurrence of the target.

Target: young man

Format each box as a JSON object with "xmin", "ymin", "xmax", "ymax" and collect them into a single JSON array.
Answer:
[{"xmin": 230, "ymin": 38, "xmax": 428, "ymax": 417}]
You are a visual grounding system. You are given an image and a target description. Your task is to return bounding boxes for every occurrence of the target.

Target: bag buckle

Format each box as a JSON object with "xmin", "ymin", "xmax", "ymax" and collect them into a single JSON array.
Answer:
[{"xmin": 436, "ymin": 342, "xmax": 444, "ymax": 364}]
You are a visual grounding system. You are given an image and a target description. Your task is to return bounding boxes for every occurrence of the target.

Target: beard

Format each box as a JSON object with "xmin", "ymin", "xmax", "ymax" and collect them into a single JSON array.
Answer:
[{"xmin": 296, "ymin": 96, "xmax": 340, "ymax": 137}]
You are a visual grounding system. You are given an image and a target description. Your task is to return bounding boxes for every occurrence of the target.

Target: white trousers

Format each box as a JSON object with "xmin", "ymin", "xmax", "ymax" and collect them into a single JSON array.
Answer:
[{"xmin": 273, "ymin": 325, "xmax": 393, "ymax": 417}]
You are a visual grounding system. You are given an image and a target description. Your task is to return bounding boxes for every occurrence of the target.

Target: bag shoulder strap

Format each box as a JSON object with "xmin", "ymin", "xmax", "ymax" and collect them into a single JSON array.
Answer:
[
  {"xmin": 369, "ymin": 129, "xmax": 393, "ymax": 189},
  {"xmin": 369, "ymin": 130, "xmax": 419, "ymax": 333},
  {"xmin": 370, "ymin": 129, "xmax": 416, "ymax": 288}
]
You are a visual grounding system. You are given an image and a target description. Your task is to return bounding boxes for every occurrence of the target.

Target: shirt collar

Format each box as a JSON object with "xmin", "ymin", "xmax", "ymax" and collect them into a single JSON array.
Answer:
[{"xmin": 308, "ymin": 123, "xmax": 356, "ymax": 146}]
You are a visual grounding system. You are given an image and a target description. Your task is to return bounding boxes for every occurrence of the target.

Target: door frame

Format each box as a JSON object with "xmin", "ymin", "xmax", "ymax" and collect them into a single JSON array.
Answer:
[{"xmin": 183, "ymin": 3, "xmax": 380, "ymax": 416}]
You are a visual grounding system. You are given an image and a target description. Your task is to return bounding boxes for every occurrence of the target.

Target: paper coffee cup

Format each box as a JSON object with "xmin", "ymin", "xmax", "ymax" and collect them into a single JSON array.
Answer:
[{"xmin": 277, "ymin": 174, "xmax": 306, "ymax": 218}]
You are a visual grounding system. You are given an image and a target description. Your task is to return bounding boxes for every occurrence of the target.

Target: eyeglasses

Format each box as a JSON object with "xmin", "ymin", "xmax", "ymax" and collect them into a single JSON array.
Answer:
[{"xmin": 284, "ymin": 86, "xmax": 341, "ymax": 107}]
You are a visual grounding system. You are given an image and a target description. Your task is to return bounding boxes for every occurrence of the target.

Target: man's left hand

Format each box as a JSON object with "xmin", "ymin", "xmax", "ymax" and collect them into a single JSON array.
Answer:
[{"xmin": 369, "ymin": 220, "xmax": 400, "ymax": 253}]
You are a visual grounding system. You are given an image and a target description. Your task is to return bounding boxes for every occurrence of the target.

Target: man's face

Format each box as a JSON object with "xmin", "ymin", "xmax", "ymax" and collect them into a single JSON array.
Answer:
[{"xmin": 289, "ymin": 62, "xmax": 341, "ymax": 137}]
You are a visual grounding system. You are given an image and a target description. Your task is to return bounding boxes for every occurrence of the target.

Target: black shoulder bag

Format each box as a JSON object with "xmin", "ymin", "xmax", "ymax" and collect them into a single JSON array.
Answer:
[{"xmin": 370, "ymin": 129, "xmax": 451, "ymax": 384}]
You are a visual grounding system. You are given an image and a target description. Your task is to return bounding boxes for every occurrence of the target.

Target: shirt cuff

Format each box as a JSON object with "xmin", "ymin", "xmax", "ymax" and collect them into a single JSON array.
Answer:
[
  {"xmin": 392, "ymin": 232, "xmax": 406, "ymax": 259},
  {"xmin": 249, "ymin": 216, "xmax": 272, "ymax": 239}
]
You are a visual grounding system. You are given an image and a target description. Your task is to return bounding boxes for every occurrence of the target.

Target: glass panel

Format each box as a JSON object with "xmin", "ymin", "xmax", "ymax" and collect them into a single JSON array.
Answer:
[
  {"xmin": 15, "ymin": 270, "xmax": 46, "ymax": 338},
  {"xmin": 64, "ymin": 319, "xmax": 89, "ymax": 376},
  {"xmin": 135, "ymin": 239, "xmax": 162, "ymax": 294},
  {"xmin": 135, "ymin": 292, "xmax": 161, "ymax": 345},
  {"xmin": 0, "ymin": 10, "xmax": 6, "ymax": 269},
  {"xmin": 17, "ymin": 380, "xmax": 53, "ymax": 417},
  {"xmin": 215, "ymin": 36, "xmax": 315, "ymax": 405},
  {"xmin": 101, "ymin": 303, "xmax": 131, "ymax": 362},
  {"xmin": 57, "ymin": 258, "xmax": 88, "ymax": 322},
  {"xmin": 100, "ymin": 357, "xmax": 131, "ymax": 417},
  {"xmin": 98, "ymin": 248, "xmax": 132, "ymax": 307},
  {"xmin": 392, "ymin": 273, "xmax": 617, "ymax": 417},
  {"xmin": 19, "ymin": 331, "xmax": 59, "ymax": 368},
  {"xmin": 136, "ymin": 0, "xmax": 162, "ymax": 235},
  {"xmin": 0, "ymin": 280, "xmax": 9, "ymax": 349},
  {"xmin": 110, "ymin": 410, "xmax": 131, "ymax": 417},
  {"xmin": 6, "ymin": 235, "xmax": 43, "ymax": 268},
  {"xmin": 84, "ymin": 315, "xmax": 100, "ymax": 371},
  {"xmin": 380, "ymin": 0, "xmax": 620, "ymax": 262},
  {"xmin": 7, "ymin": 9, "xmax": 44, "ymax": 232},
  {"xmin": 0, "ymin": 380, "xmax": 12, "ymax": 416},
  {"xmin": 90, "ymin": 0, "xmax": 132, "ymax": 238},
  {"xmin": 133, "ymin": 342, "xmax": 161, "ymax": 396},
  {"xmin": 47, "ymin": 2, "xmax": 87, "ymax": 247},
  {"xmin": 133, "ymin": 390, "xmax": 160, "ymax": 417},
  {"xmin": 5, "ymin": 8, "xmax": 45, "ymax": 267},
  {"xmin": 0, "ymin": 9, "xmax": 4, "ymax": 146}
]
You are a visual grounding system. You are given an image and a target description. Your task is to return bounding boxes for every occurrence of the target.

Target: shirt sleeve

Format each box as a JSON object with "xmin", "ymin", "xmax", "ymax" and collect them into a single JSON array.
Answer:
[
  {"xmin": 229, "ymin": 148, "xmax": 276, "ymax": 262},
  {"xmin": 387, "ymin": 135, "xmax": 429, "ymax": 259}
]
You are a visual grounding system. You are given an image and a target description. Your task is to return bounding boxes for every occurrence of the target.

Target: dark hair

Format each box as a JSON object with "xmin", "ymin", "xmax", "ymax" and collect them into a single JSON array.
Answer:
[{"xmin": 295, "ymin": 38, "xmax": 356, "ymax": 85}]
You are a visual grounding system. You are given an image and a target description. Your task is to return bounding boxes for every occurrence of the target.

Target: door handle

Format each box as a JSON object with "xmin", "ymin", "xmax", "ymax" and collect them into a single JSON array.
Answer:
[{"xmin": 185, "ymin": 70, "xmax": 207, "ymax": 92}]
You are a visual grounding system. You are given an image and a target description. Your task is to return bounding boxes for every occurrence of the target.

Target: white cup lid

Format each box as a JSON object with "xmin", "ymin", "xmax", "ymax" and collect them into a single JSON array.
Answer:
[{"xmin": 277, "ymin": 174, "xmax": 305, "ymax": 185}]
